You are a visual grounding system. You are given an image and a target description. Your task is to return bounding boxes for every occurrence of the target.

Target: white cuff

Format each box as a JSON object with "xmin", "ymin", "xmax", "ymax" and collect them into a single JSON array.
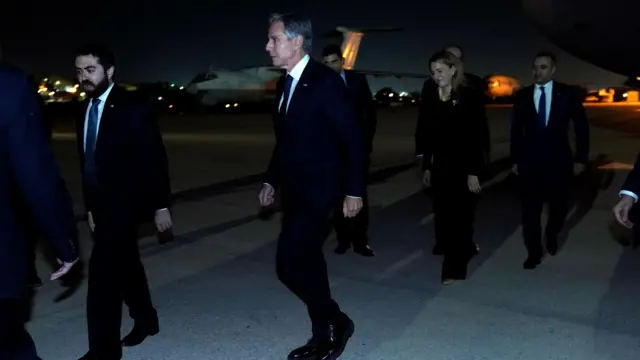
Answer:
[{"xmin": 619, "ymin": 190, "xmax": 638, "ymax": 203}]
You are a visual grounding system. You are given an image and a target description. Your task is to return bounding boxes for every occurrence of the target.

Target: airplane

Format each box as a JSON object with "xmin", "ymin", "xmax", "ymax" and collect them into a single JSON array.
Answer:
[
  {"xmin": 522, "ymin": 0, "xmax": 640, "ymax": 78},
  {"xmin": 185, "ymin": 27, "xmax": 429, "ymax": 107}
]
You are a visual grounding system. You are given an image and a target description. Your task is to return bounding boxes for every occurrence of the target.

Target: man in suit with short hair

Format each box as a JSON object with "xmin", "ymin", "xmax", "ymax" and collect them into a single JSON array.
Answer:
[
  {"xmin": 510, "ymin": 51, "xmax": 589, "ymax": 269},
  {"xmin": 259, "ymin": 12, "xmax": 365, "ymax": 360},
  {"xmin": 0, "ymin": 62, "xmax": 78, "ymax": 360},
  {"xmin": 322, "ymin": 43, "xmax": 376, "ymax": 257},
  {"xmin": 73, "ymin": 43, "xmax": 172, "ymax": 359}
]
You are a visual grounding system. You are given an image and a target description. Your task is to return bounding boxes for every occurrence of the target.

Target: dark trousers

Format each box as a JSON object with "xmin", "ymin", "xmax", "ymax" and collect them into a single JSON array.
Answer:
[
  {"xmin": 432, "ymin": 174, "xmax": 478, "ymax": 280},
  {"xmin": 86, "ymin": 207, "xmax": 156, "ymax": 357},
  {"xmin": 333, "ymin": 158, "xmax": 370, "ymax": 247},
  {"xmin": 276, "ymin": 208, "xmax": 341, "ymax": 332},
  {"xmin": 519, "ymin": 173, "xmax": 570, "ymax": 258},
  {"xmin": 0, "ymin": 298, "xmax": 38, "ymax": 360}
]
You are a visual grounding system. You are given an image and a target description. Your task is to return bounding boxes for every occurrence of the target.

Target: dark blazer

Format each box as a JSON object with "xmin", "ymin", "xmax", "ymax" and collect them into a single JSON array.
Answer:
[
  {"xmin": 264, "ymin": 59, "xmax": 365, "ymax": 214},
  {"xmin": 622, "ymin": 153, "xmax": 640, "ymax": 196},
  {"xmin": 415, "ymin": 85, "xmax": 487, "ymax": 176},
  {"xmin": 416, "ymin": 73, "xmax": 490, "ymax": 161},
  {"xmin": 75, "ymin": 86, "xmax": 171, "ymax": 222},
  {"xmin": 343, "ymin": 70, "xmax": 377, "ymax": 155},
  {"xmin": 510, "ymin": 81, "xmax": 589, "ymax": 177},
  {"xmin": 0, "ymin": 64, "xmax": 76, "ymax": 298}
]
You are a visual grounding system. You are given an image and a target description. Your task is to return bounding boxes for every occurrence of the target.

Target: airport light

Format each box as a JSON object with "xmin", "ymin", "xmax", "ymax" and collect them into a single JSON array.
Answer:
[
  {"xmin": 48, "ymin": 91, "xmax": 55, "ymax": 96},
  {"xmin": 169, "ymin": 104, "xmax": 174, "ymax": 108},
  {"xmin": 157, "ymin": 96, "xmax": 163, "ymax": 100},
  {"xmin": 80, "ymin": 92, "xmax": 86, "ymax": 96},
  {"xmin": 179, "ymin": 86, "xmax": 184, "ymax": 90},
  {"xmin": 170, "ymin": 83, "xmax": 175, "ymax": 87},
  {"xmin": 225, "ymin": 104, "xmax": 231, "ymax": 108},
  {"xmin": 55, "ymin": 80, "xmax": 60, "ymax": 85}
]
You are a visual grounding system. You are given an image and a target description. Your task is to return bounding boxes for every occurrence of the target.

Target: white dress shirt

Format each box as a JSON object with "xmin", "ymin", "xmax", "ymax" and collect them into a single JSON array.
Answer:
[
  {"xmin": 278, "ymin": 54, "xmax": 310, "ymax": 112},
  {"xmin": 533, "ymin": 80, "xmax": 553, "ymax": 126},
  {"xmin": 267, "ymin": 55, "xmax": 360, "ymax": 199},
  {"xmin": 83, "ymin": 83, "xmax": 114, "ymax": 151}
]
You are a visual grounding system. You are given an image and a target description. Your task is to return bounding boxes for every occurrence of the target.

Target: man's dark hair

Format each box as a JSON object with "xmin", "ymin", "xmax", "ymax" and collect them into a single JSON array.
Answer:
[
  {"xmin": 535, "ymin": 51, "xmax": 557, "ymax": 65},
  {"xmin": 322, "ymin": 44, "xmax": 343, "ymax": 58},
  {"xmin": 74, "ymin": 43, "xmax": 115, "ymax": 70}
]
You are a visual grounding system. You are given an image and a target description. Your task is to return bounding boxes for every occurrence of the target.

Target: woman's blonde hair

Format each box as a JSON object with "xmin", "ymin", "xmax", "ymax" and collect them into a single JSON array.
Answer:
[{"xmin": 429, "ymin": 50, "xmax": 466, "ymax": 92}]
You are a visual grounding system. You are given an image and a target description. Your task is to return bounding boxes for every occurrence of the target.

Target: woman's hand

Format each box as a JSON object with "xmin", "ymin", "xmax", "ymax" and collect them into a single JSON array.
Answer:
[{"xmin": 467, "ymin": 175, "xmax": 481, "ymax": 193}]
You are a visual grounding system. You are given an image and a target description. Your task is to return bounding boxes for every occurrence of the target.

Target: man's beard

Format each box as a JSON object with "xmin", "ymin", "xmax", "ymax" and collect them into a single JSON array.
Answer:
[{"xmin": 82, "ymin": 77, "xmax": 110, "ymax": 98}]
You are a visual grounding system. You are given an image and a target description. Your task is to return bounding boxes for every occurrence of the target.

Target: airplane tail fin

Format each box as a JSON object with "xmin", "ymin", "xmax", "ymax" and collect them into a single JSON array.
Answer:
[{"xmin": 324, "ymin": 27, "xmax": 402, "ymax": 70}]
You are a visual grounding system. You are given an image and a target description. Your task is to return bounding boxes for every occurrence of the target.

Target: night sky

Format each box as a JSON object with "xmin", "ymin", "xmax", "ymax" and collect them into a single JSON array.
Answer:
[{"xmin": 2, "ymin": 0, "xmax": 626, "ymax": 92}]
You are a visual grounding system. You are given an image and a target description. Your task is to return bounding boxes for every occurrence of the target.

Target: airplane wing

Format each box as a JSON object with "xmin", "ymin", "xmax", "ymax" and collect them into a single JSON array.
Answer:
[{"xmin": 353, "ymin": 69, "xmax": 429, "ymax": 79}]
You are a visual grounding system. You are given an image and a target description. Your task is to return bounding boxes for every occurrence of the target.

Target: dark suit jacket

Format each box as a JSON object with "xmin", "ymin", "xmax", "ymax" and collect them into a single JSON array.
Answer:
[
  {"xmin": 0, "ymin": 64, "xmax": 76, "ymax": 298},
  {"xmin": 415, "ymin": 85, "xmax": 487, "ymax": 176},
  {"xmin": 264, "ymin": 59, "xmax": 365, "ymax": 214},
  {"xmin": 510, "ymin": 81, "xmax": 589, "ymax": 178},
  {"xmin": 416, "ymin": 73, "xmax": 490, "ymax": 161},
  {"xmin": 622, "ymin": 153, "xmax": 640, "ymax": 196},
  {"xmin": 75, "ymin": 86, "xmax": 171, "ymax": 223},
  {"xmin": 343, "ymin": 70, "xmax": 377, "ymax": 155}
]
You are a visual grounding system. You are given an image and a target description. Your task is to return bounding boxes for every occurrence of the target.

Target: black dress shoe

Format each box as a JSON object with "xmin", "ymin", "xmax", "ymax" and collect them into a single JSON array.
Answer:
[
  {"xmin": 353, "ymin": 245, "xmax": 375, "ymax": 257},
  {"xmin": 546, "ymin": 236, "xmax": 558, "ymax": 256},
  {"xmin": 432, "ymin": 244, "xmax": 444, "ymax": 255},
  {"xmin": 288, "ymin": 315, "xmax": 355, "ymax": 360},
  {"xmin": 78, "ymin": 350, "xmax": 121, "ymax": 360},
  {"xmin": 121, "ymin": 321, "xmax": 159, "ymax": 347},
  {"xmin": 334, "ymin": 244, "xmax": 350, "ymax": 255},
  {"xmin": 523, "ymin": 256, "xmax": 541, "ymax": 269},
  {"xmin": 28, "ymin": 274, "xmax": 42, "ymax": 288}
]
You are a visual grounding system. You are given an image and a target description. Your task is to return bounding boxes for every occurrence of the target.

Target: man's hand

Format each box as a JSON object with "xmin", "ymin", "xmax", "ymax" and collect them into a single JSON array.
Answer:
[
  {"xmin": 258, "ymin": 183, "xmax": 275, "ymax": 207},
  {"xmin": 467, "ymin": 175, "xmax": 482, "ymax": 193},
  {"xmin": 343, "ymin": 196, "xmax": 363, "ymax": 218},
  {"xmin": 87, "ymin": 211, "xmax": 95, "ymax": 232},
  {"xmin": 51, "ymin": 258, "xmax": 79, "ymax": 280},
  {"xmin": 155, "ymin": 209, "xmax": 173, "ymax": 232},
  {"xmin": 422, "ymin": 170, "xmax": 431, "ymax": 186},
  {"xmin": 574, "ymin": 162, "xmax": 586, "ymax": 176},
  {"xmin": 613, "ymin": 195, "xmax": 635, "ymax": 228},
  {"xmin": 511, "ymin": 164, "xmax": 519, "ymax": 175}
]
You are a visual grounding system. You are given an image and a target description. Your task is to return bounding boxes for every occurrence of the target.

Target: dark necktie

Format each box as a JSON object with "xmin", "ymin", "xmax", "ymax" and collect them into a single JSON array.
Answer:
[
  {"xmin": 84, "ymin": 98, "xmax": 101, "ymax": 187},
  {"xmin": 279, "ymin": 75, "xmax": 293, "ymax": 116},
  {"xmin": 537, "ymin": 86, "xmax": 547, "ymax": 126}
]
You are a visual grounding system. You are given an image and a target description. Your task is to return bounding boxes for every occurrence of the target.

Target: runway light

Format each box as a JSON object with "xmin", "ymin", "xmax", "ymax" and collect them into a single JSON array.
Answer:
[
  {"xmin": 179, "ymin": 86, "xmax": 184, "ymax": 90},
  {"xmin": 233, "ymin": 103, "xmax": 238, "ymax": 107},
  {"xmin": 48, "ymin": 91, "xmax": 55, "ymax": 96},
  {"xmin": 388, "ymin": 93, "xmax": 394, "ymax": 97},
  {"xmin": 80, "ymin": 92, "xmax": 86, "ymax": 96},
  {"xmin": 54, "ymin": 80, "xmax": 60, "ymax": 85},
  {"xmin": 169, "ymin": 104, "xmax": 174, "ymax": 108},
  {"xmin": 157, "ymin": 96, "xmax": 163, "ymax": 100},
  {"xmin": 170, "ymin": 83, "xmax": 175, "ymax": 87},
  {"xmin": 225, "ymin": 104, "xmax": 231, "ymax": 108}
]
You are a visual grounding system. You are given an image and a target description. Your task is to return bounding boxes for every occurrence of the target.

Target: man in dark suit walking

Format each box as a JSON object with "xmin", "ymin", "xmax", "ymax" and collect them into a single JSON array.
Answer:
[
  {"xmin": 73, "ymin": 44, "xmax": 172, "ymax": 360},
  {"xmin": 510, "ymin": 51, "xmax": 589, "ymax": 269},
  {"xmin": 0, "ymin": 63, "xmax": 78, "ymax": 360},
  {"xmin": 322, "ymin": 44, "xmax": 376, "ymax": 257},
  {"xmin": 258, "ymin": 13, "xmax": 365, "ymax": 360}
]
